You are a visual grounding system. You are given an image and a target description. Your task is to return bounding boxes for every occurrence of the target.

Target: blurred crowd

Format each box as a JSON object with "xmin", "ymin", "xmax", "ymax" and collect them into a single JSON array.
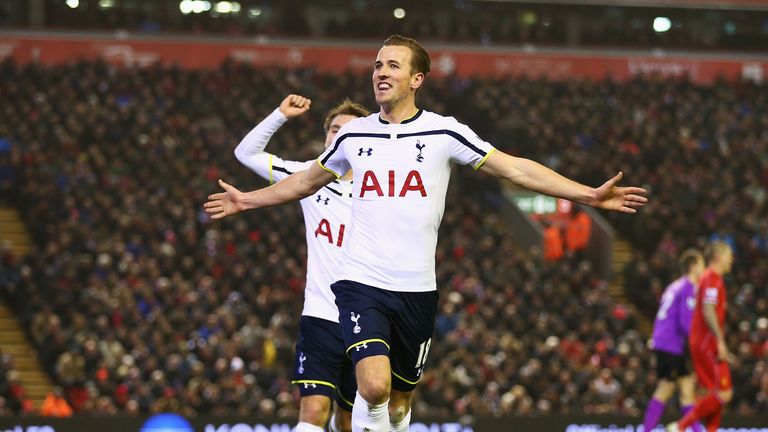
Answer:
[
  {"xmin": 4, "ymin": 1, "xmax": 767, "ymax": 52},
  {"xmin": 0, "ymin": 350, "xmax": 31, "ymax": 415},
  {"xmin": 455, "ymin": 73, "xmax": 768, "ymax": 416},
  {"xmin": 0, "ymin": 58, "xmax": 766, "ymax": 418}
]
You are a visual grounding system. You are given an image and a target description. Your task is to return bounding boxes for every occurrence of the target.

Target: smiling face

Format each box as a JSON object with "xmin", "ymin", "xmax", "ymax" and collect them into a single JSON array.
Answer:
[{"xmin": 372, "ymin": 45, "xmax": 423, "ymax": 109}]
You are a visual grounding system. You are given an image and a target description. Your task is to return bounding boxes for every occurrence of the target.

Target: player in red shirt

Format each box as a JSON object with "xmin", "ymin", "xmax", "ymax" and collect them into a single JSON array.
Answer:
[{"xmin": 667, "ymin": 241, "xmax": 735, "ymax": 432}]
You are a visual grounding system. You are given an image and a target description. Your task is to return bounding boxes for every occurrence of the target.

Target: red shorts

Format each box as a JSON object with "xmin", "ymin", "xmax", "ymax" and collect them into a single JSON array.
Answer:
[{"xmin": 690, "ymin": 336, "xmax": 732, "ymax": 391}]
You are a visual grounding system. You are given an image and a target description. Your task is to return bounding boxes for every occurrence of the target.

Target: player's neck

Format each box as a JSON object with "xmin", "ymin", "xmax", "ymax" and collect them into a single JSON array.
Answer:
[
  {"xmin": 687, "ymin": 272, "xmax": 700, "ymax": 284},
  {"xmin": 341, "ymin": 170, "xmax": 353, "ymax": 181},
  {"xmin": 379, "ymin": 100, "xmax": 418, "ymax": 124}
]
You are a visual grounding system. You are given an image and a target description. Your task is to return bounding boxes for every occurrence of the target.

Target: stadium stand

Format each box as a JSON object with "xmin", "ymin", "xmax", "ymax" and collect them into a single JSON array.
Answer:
[
  {"xmin": 0, "ymin": 58, "xmax": 766, "ymax": 417},
  {"xmin": 0, "ymin": 349, "xmax": 31, "ymax": 415}
]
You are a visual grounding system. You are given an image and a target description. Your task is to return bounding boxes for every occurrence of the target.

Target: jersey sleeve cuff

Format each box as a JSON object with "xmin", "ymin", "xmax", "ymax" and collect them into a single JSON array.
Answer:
[
  {"xmin": 268, "ymin": 154, "xmax": 274, "ymax": 184},
  {"xmin": 472, "ymin": 147, "xmax": 496, "ymax": 170},
  {"xmin": 316, "ymin": 159, "xmax": 341, "ymax": 179},
  {"xmin": 270, "ymin": 108, "xmax": 289, "ymax": 124}
]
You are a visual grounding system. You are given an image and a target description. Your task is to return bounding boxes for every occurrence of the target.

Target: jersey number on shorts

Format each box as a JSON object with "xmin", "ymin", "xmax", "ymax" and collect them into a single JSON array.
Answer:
[
  {"xmin": 415, "ymin": 338, "xmax": 432, "ymax": 369},
  {"xmin": 315, "ymin": 219, "xmax": 346, "ymax": 247}
]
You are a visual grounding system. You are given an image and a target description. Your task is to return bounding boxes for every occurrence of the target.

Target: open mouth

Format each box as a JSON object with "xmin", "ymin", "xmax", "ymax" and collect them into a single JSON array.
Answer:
[{"xmin": 377, "ymin": 82, "xmax": 392, "ymax": 91}]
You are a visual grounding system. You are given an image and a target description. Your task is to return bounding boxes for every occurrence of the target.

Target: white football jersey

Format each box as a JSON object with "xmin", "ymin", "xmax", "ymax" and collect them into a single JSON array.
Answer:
[
  {"xmin": 272, "ymin": 159, "xmax": 352, "ymax": 323},
  {"xmin": 317, "ymin": 110, "xmax": 496, "ymax": 292},
  {"xmin": 235, "ymin": 109, "xmax": 351, "ymax": 323}
]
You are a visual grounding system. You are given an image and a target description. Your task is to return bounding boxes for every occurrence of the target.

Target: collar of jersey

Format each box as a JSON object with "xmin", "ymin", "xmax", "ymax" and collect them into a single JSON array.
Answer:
[{"xmin": 378, "ymin": 109, "xmax": 423, "ymax": 125}]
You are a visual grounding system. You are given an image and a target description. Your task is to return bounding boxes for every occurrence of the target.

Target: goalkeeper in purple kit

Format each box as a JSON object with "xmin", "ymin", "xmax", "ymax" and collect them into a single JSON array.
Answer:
[{"xmin": 642, "ymin": 249, "xmax": 705, "ymax": 432}]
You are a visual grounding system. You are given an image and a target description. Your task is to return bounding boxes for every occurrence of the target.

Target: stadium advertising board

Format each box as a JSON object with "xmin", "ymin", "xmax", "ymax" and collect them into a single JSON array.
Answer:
[
  {"xmin": 1, "ymin": 415, "xmax": 767, "ymax": 432},
  {"xmin": 0, "ymin": 33, "xmax": 767, "ymax": 84}
]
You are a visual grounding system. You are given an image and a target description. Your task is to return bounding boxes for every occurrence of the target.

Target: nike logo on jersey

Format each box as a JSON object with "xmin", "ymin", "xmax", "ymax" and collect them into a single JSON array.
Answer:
[
  {"xmin": 358, "ymin": 147, "xmax": 373, "ymax": 156},
  {"xmin": 359, "ymin": 170, "xmax": 427, "ymax": 198}
]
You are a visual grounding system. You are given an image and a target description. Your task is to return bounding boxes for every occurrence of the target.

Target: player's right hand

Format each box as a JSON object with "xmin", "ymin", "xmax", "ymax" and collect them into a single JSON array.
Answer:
[
  {"xmin": 591, "ymin": 171, "xmax": 648, "ymax": 214},
  {"xmin": 203, "ymin": 179, "xmax": 246, "ymax": 219},
  {"xmin": 716, "ymin": 339, "xmax": 731, "ymax": 363},
  {"xmin": 279, "ymin": 94, "xmax": 311, "ymax": 118}
]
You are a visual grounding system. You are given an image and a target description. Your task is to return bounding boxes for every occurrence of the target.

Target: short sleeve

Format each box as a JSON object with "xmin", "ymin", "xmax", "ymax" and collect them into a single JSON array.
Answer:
[
  {"xmin": 444, "ymin": 119, "xmax": 496, "ymax": 169},
  {"xmin": 703, "ymin": 286, "xmax": 720, "ymax": 305},
  {"xmin": 269, "ymin": 157, "xmax": 313, "ymax": 184},
  {"xmin": 317, "ymin": 133, "xmax": 351, "ymax": 178}
]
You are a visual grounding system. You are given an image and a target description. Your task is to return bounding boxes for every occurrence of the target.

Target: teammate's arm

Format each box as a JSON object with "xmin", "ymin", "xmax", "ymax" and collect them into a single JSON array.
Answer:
[
  {"xmin": 233, "ymin": 95, "xmax": 311, "ymax": 181},
  {"xmin": 702, "ymin": 302, "xmax": 729, "ymax": 361},
  {"xmin": 206, "ymin": 104, "xmax": 352, "ymax": 219},
  {"xmin": 204, "ymin": 162, "xmax": 336, "ymax": 219},
  {"xmin": 479, "ymin": 150, "xmax": 648, "ymax": 213}
]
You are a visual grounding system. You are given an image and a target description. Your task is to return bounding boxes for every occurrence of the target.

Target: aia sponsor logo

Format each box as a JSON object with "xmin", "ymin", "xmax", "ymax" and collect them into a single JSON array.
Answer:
[{"xmin": 359, "ymin": 170, "xmax": 426, "ymax": 198}]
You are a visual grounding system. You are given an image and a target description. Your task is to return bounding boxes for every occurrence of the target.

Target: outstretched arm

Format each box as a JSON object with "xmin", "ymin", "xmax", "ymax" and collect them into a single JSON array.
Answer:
[
  {"xmin": 203, "ymin": 161, "xmax": 336, "ymax": 219},
  {"xmin": 479, "ymin": 150, "xmax": 648, "ymax": 213}
]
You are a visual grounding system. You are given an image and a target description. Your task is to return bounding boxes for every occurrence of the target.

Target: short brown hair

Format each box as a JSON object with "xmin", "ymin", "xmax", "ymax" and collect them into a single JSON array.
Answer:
[
  {"xmin": 678, "ymin": 249, "xmax": 703, "ymax": 274},
  {"xmin": 383, "ymin": 34, "xmax": 431, "ymax": 76},
  {"xmin": 323, "ymin": 99, "xmax": 370, "ymax": 132}
]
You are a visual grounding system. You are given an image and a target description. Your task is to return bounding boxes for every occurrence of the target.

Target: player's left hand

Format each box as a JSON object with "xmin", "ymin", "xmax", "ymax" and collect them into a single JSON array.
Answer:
[
  {"xmin": 203, "ymin": 179, "xmax": 247, "ymax": 219},
  {"xmin": 590, "ymin": 171, "xmax": 648, "ymax": 214}
]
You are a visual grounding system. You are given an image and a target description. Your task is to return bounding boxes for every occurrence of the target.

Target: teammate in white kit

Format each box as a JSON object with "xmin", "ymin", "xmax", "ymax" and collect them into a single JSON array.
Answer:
[
  {"xmin": 205, "ymin": 35, "xmax": 648, "ymax": 432},
  {"xmin": 233, "ymin": 94, "xmax": 369, "ymax": 432}
]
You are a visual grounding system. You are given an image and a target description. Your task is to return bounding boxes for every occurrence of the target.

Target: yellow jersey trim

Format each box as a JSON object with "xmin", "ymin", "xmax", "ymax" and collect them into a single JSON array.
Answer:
[
  {"xmin": 473, "ymin": 147, "xmax": 496, "ymax": 171},
  {"xmin": 336, "ymin": 389, "xmax": 354, "ymax": 408},
  {"xmin": 317, "ymin": 159, "xmax": 341, "ymax": 179},
  {"xmin": 268, "ymin": 154, "xmax": 274, "ymax": 184},
  {"xmin": 346, "ymin": 339, "xmax": 390, "ymax": 354},
  {"xmin": 291, "ymin": 379, "xmax": 336, "ymax": 389},
  {"xmin": 391, "ymin": 370, "xmax": 420, "ymax": 386}
]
